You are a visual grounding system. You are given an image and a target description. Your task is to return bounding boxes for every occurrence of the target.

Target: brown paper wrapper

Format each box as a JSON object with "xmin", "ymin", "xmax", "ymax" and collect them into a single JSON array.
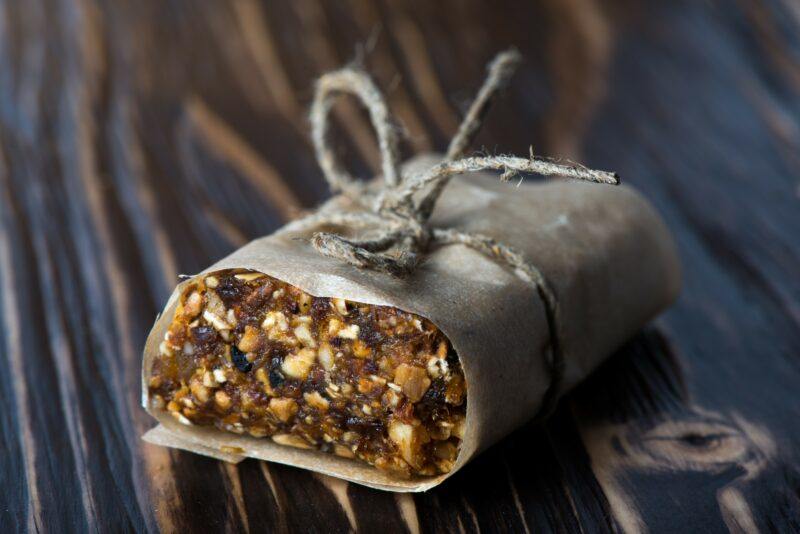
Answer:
[{"xmin": 141, "ymin": 155, "xmax": 681, "ymax": 492}]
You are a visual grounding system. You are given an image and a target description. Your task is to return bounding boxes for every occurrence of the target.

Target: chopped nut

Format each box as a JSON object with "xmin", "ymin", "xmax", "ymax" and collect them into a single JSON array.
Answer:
[
  {"xmin": 382, "ymin": 388, "xmax": 402, "ymax": 409},
  {"xmin": 293, "ymin": 323, "xmax": 316, "ymax": 348},
  {"xmin": 281, "ymin": 348, "xmax": 317, "ymax": 379},
  {"xmin": 237, "ymin": 325, "xmax": 262, "ymax": 353},
  {"xmin": 214, "ymin": 390, "xmax": 232, "ymax": 410},
  {"xmin": 262, "ymin": 311, "xmax": 289, "ymax": 337},
  {"xmin": 394, "ymin": 364, "xmax": 431, "ymax": 402},
  {"xmin": 183, "ymin": 291, "xmax": 203, "ymax": 319},
  {"xmin": 332, "ymin": 298, "xmax": 348, "ymax": 315},
  {"xmin": 213, "ymin": 368, "xmax": 227, "ymax": 383},
  {"xmin": 202, "ymin": 371, "xmax": 215, "ymax": 388},
  {"xmin": 203, "ymin": 310, "xmax": 230, "ymax": 332},
  {"xmin": 318, "ymin": 342, "xmax": 334, "ymax": 371},
  {"xmin": 327, "ymin": 318, "xmax": 343, "ymax": 336},
  {"xmin": 268, "ymin": 397, "xmax": 298, "ymax": 422},
  {"xmin": 158, "ymin": 341, "xmax": 172, "ymax": 357},
  {"xmin": 226, "ymin": 309, "xmax": 237, "ymax": 328},
  {"xmin": 205, "ymin": 290, "xmax": 225, "ymax": 317},
  {"xmin": 204, "ymin": 275, "xmax": 219, "ymax": 288},
  {"xmin": 292, "ymin": 315, "xmax": 312, "ymax": 325},
  {"xmin": 189, "ymin": 379, "xmax": 210, "ymax": 404},
  {"xmin": 388, "ymin": 420, "xmax": 430, "ymax": 468},
  {"xmin": 337, "ymin": 324, "xmax": 360, "ymax": 339},
  {"xmin": 427, "ymin": 356, "xmax": 449, "ymax": 379},
  {"xmin": 304, "ymin": 391, "xmax": 330, "ymax": 411},
  {"xmin": 272, "ymin": 434, "xmax": 312, "ymax": 449}
]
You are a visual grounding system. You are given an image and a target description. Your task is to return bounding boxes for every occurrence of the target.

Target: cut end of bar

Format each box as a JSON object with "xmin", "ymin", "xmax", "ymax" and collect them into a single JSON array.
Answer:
[{"xmin": 146, "ymin": 269, "xmax": 466, "ymax": 479}]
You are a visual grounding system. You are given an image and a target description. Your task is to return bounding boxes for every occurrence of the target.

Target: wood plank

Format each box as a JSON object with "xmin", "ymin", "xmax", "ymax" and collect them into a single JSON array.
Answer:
[{"xmin": 0, "ymin": 0, "xmax": 798, "ymax": 531}]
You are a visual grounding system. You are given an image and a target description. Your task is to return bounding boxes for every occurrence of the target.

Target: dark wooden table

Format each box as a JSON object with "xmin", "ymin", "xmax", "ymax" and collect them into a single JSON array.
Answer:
[{"xmin": 2, "ymin": 0, "xmax": 799, "ymax": 532}]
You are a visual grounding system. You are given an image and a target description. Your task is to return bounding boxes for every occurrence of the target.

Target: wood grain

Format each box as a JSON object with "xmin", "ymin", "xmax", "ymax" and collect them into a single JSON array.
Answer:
[{"xmin": 1, "ymin": 0, "xmax": 798, "ymax": 532}]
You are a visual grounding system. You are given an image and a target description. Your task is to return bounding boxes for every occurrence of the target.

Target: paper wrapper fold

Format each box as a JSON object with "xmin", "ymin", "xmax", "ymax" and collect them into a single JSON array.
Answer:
[{"xmin": 142, "ymin": 156, "xmax": 681, "ymax": 492}]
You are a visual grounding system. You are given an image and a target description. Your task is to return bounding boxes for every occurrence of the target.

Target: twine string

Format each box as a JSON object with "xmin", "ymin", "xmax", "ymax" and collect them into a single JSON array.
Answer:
[{"xmin": 305, "ymin": 49, "xmax": 619, "ymax": 419}]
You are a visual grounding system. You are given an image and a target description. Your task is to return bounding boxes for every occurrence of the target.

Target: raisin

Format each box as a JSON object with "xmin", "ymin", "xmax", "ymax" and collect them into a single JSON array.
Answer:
[
  {"xmin": 231, "ymin": 346, "xmax": 253, "ymax": 373},
  {"xmin": 239, "ymin": 285, "xmax": 271, "ymax": 324},
  {"xmin": 216, "ymin": 275, "xmax": 248, "ymax": 308}
]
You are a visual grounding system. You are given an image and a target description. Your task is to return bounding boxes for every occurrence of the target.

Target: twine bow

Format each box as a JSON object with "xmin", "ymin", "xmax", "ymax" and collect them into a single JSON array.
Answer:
[{"xmin": 304, "ymin": 49, "xmax": 619, "ymax": 418}]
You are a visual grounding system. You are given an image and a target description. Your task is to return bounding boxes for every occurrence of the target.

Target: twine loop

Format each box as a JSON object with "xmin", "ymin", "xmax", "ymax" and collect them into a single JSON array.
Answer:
[{"xmin": 305, "ymin": 49, "xmax": 619, "ymax": 418}]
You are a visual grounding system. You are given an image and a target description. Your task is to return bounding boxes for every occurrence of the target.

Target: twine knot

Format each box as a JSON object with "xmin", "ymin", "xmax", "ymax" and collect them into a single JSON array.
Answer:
[{"xmin": 304, "ymin": 49, "xmax": 619, "ymax": 418}]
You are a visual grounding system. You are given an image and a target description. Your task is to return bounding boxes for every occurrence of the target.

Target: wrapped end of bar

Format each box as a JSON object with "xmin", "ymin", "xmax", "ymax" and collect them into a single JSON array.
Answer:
[{"xmin": 144, "ymin": 269, "xmax": 467, "ymax": 480}]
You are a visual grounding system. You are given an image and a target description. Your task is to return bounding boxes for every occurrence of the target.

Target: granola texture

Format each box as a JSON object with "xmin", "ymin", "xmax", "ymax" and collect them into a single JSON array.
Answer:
[{"xmin": 148, "ymin": 269, "xmax": 467, "ymax": 478}]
